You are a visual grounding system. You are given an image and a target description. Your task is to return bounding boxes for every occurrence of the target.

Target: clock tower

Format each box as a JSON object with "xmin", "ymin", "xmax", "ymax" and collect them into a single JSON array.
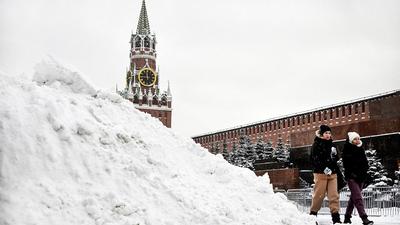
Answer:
[{"xmin": 119, "ymin": 0, "xmax": 172, "ymax": 127}]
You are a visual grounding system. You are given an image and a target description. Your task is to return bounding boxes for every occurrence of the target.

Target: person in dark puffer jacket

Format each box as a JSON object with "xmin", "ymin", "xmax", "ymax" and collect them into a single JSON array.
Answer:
[
  {"xmin": 309, "ymin": 125, "xmax": 342, "ymax": 224},
  {"xmin": 342, "ymin": 132, "xmax": 373, "ymax": 225}
]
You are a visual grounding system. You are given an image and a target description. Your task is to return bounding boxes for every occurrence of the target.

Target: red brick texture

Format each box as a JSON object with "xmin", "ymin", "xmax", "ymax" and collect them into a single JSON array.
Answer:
[
  {"xmin": 194, "ymin": 91, "xmax": 399, "ymax": 150},
  {"xmin": 255, "ymin": 168, "xmax": 299, "ymax": 190}
]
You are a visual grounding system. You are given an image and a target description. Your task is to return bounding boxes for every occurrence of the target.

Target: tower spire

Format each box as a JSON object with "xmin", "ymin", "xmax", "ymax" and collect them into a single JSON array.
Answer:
[{"xmin": 136, "ymin": 0, "xmax": 151, "ymax": 35}]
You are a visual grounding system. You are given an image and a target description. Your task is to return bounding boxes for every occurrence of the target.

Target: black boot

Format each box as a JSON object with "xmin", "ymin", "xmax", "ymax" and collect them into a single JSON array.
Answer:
[
  {"xmin": 361, "ymin": 216, "xmax": 374, "ymax": 225},
  {"xmin": 331, "ymin": 212, "xmax": 342, "ymax": 224},
  {"xmin": 343, "ymin": 214, "xmax": 352, "ymax": 224}
]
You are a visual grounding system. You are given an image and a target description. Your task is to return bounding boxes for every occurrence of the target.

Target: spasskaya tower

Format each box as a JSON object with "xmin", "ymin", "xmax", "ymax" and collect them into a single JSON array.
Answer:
[{"xmin": 118, "ymin": 0, "xmax": 172, "ymax": 127}]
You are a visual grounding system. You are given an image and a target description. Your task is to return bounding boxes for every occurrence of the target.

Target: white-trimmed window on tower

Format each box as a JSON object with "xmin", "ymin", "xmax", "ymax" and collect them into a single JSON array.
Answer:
[
  {"xmin": 135, "ymin": 37, "xmax": 142, "ymax": 48},
  {"xmin": 144, "ymin": 37, "xmax": 150, "ymax": 48}
]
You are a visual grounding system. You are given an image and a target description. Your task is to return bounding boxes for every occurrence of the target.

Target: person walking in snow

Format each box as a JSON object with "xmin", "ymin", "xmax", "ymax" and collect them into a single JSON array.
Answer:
[
  {"xmin": 309, "ymin": 125, "xmax": 342, "ymax": 224},
  {"xmin": 342, "ymin": 132, "xmax": 374, "ymax": 225}
]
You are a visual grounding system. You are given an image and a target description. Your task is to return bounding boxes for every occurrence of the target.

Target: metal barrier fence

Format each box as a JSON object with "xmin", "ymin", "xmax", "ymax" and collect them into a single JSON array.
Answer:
[{"xmin": 284, "ymin": 186, "xmax": 400, "ymax": 216}]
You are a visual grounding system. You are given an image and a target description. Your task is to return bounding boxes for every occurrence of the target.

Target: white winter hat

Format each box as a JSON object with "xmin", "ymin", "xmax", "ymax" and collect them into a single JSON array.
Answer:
[{"xmin": 348, "ymin": 132, "xmax": 360, "ymax": 143}]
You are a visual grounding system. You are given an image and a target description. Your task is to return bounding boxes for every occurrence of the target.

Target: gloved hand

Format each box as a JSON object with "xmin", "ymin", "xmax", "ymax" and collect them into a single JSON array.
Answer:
[{"xmin": 324, "ymin": 167, "xmax": 332, "ymax": 175}]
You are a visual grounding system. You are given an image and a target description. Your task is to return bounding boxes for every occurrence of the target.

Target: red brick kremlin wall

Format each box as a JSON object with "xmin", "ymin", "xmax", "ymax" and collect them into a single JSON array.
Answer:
[{"xmin": 193, "ymin": 90, "xmax": 400, "ymax": 150}]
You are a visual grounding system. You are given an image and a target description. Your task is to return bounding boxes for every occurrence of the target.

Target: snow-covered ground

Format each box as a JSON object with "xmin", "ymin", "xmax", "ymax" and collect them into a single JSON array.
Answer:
[
  {"xmin": 2, "ymin": 59, "xmax": 400, "ymax": 225},
  {"xmin": 0, "ymin": 58, "xmax": 318, "ymax": 225},
  {"xmin": 316, "ymin": 214, "xmax": 400, "ymax": 225}
]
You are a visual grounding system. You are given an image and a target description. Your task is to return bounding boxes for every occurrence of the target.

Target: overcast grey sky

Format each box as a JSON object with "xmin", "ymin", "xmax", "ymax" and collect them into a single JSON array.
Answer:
[{"xmin": 1, "ymin": 0, "xmax": 400, "ymax": 137}]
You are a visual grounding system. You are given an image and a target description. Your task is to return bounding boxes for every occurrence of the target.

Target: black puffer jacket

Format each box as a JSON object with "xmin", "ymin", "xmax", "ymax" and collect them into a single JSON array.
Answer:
[
  {"xmin": 342, "ymin": 140, "xmax": 369, "ymax": 183},
  {"xmin": 310, "ymin": 135, "xmax": 339, "ymax": 174}
]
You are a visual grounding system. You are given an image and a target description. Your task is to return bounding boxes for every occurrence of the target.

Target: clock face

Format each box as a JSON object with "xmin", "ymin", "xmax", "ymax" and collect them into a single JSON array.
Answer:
[{"xmin": 138, "ymin": 68, "xmax": 157, "ymax": 87}]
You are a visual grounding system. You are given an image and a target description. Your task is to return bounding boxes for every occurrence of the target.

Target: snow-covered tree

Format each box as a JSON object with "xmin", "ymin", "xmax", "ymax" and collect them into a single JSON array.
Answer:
[
  {"xmin": 254, "ymin": 137, "xmax": 268, "ymax": 160},
  {"xmin": 231, "ymin": 135, "xmax": 255, "ymax": 170},
  {"xmin": 285, "ymin": 141, "xmax": 293, "ymax": 166},
  {"xmin": 394, "ymin": 169, "xmax": 400, "ymax": 187},
  {"xmin": 365, "ymin": 148, "xmax": 392, "ymax": 187},
  {"xmin": 243, "ymin": 137, "xmax": 257, "ymax": 170},
  {"xmin": 227, "ymin": 141, "xmax": 237, "ymax": 164},
  {"xmin": 214, "ymin": 141, "xmax": 221, "ymax": 155},
  {"xmin": 210, "ymin": 143, "xmax": 216, "ymax": 154},
  {"xmin": 273, "ymin": 137, "xmax": 290, "ymax": 164},
  {"xmin": 222, "ymin": 139, "xmax": 229, "ymax": 160},
  {"xmin": 264, "ymin": 139, "xmax": 274, "ymax": 159}
]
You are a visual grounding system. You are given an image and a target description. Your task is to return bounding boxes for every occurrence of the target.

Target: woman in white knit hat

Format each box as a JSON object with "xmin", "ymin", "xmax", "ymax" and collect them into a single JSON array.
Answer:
[{"xmin": 342, "ymin": 132, "xmax": 373, "ymax": 225}]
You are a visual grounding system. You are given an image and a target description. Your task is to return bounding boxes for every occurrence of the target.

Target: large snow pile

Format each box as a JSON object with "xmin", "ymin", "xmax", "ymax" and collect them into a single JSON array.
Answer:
[{"xmin": 0, "ymin": 59, "xmax": 315, "ymax": 225}]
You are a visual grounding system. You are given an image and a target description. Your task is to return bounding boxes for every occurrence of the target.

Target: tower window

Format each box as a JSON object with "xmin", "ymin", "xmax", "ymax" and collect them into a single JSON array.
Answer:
[
  {"xmin": 135, "ymin": 37, "xmax": 141, "ymax": 48},
  {"xmin": 362, "ymin": 102, "xmax": 365, "ymax": 112},
  {"xmin": 144, "ymin": 37, "xmax": 150, "ymax": 48}
]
